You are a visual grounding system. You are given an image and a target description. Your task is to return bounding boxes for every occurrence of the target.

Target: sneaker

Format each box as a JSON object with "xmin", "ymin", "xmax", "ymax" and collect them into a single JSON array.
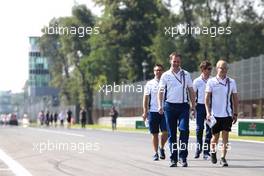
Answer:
[
  {"xmin": 203, "ymin": 154, "xmax": 210, "ymax": 160},
  {"xmin": 153, "ymin": 153, "xmax": 159, "ymax": 161},
  {"xmin": 194, "ymin": 152, "xmax": 200, "ymax": 159},
  {"xmin": 211, "ymin": 152, "xmax": 217, "ymax": 164},
  {"xmin": 170, "ymin": 160, "xmax": 177, "ymax": 167},
  {"xmin": 220, "ymin": 157, "xmax": 228, "ymax": 167},
  {"xmin": 179, "ymin": 158, "xmax": 188, "ymax": 167},
  {"xmin": 159, "ymin": 148, "xmax": 166, "ymax": 160}
]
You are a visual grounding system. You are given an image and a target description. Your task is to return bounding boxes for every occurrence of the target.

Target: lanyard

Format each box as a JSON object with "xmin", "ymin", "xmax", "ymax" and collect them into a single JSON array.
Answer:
[
  {"xmin": 171, "ymin": 70, "xmax": 182, "ymax": 84},
  {"xmin": 171, "ymin": 70, "xmax": 186, "ymax": 103},
  {"xmin": 216, "ymin": 77, "xmax": 227, "ymax": 86}
]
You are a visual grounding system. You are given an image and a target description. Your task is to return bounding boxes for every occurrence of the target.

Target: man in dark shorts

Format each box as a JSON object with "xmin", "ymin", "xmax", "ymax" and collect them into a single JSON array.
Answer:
[
  {"xmin": 205, "ymin": 60, "xmax": 239, "ymax": 167},
  {"xmin": 143, "ymin": 64, "xmax": 168, "ymax": 161}
]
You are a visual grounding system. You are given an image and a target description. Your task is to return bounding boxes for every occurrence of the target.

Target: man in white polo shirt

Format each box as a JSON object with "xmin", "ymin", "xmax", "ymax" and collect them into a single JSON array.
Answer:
[
  {"xmin": 193, "ymin": 61, "xmax": 212, "ymax": 160},
  {"xmin": 157, "ymin": 52, "xmax": 195, "ymax": 167},
  {"xmin": 205, "ymin": 60, "xmax": 239, "ymax": 167},
  {"xmin": 143, "ymin": 64, "xmax": 168, "ymax": 161}
]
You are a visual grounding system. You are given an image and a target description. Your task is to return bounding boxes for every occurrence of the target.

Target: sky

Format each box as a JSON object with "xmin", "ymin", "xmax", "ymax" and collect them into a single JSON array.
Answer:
[
  {"xmin": 0, "ymin": 0, "xmax": 262, "ymax": 93},
  {"xmin": 0, "ymin": 0, "xmax": 101, "ymax": 93}
]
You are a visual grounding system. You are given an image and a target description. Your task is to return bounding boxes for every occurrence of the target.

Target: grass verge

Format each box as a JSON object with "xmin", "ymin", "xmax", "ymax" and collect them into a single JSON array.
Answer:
[{"xmin": 72, "ymin": 124, "xmax": 264, "ymax": 142}]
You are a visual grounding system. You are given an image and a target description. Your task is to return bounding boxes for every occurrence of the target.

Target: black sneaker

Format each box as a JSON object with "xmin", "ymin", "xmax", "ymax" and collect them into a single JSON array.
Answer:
[
  {"xmin": 220, "ymin": 157, "xmax": 228, "ymax": 167},
  {"xmin": 194, "ymin": 152, "xmax": 200, "ymax": 159},
  {"xmin": 179, "ymin": 158, "xmax": 188, "ymax": 167},
  {"xmin": 159, "ymin": 148, "xmax": 166, "ymax": 160},
  {"xmin": 170, "ymin": 160, "xmax": 177, "ymax": 167},
  {"xmin": 153, "ymin": 153, "xmax": 159, "ymax": 161},
  {"xmin": 211, "ymin": 152, "xmax": 217, "ymax": 164}
]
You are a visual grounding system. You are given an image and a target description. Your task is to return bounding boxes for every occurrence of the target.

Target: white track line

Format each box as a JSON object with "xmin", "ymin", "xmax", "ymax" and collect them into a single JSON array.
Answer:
[
  {"xmin": 229, "ymin": 139, "xmax": 264, "ymax": 144},
  {"xmin": 29, "ymin": 128, "xmax": 85, "ymax": 137},
  {"xmin": 0, "ymin": 149, "xmax": 32, "ymax": 176}
]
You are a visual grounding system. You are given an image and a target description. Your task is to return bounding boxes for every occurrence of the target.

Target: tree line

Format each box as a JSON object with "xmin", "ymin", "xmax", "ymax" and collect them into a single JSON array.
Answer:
[{"xmin": 39, "ymin": 0, "xmax": 264, "ymax": 124}]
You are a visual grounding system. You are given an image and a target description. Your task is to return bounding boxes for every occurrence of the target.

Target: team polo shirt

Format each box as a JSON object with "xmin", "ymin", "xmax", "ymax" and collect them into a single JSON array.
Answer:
[
  {"xmin": 144, "ymin": 78, "xmax": 160, "ymax": 112},
  {"xmin": 205, "ymin": 76, "xmax": 237, "ymax": 117},
  {"xmin": 158, "ymin": 69, "xmax": 193, "ymax": 103},
  {"xmin": 193, "ymin": 75, "xmax": 210, "ymax": 104}
]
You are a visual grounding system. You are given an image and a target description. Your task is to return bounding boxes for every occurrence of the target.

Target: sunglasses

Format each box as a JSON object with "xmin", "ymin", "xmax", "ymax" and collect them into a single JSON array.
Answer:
[{"xmin": 154, "ymin": 69, "xmax": 163, "ymax": 71}]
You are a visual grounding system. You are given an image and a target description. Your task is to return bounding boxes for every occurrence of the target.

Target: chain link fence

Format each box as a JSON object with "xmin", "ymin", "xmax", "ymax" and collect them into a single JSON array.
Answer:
[
  {"xmin": 25, "ymin": 55, "xmax": 264, "ymax": 120},
  {"xmin": 94, "ymin": 55, "xmax": 264, "ymax": 119}
]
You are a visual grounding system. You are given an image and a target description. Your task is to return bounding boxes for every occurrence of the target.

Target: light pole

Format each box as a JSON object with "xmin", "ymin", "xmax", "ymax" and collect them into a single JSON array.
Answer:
[{"xmin": 142, "ymin": 60, "xmax": 148, "ymax": 81}]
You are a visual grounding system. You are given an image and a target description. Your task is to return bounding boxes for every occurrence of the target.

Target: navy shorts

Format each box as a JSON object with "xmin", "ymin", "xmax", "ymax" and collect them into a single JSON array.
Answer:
[
  {"xmin": 212, "ymin": 117, "xmax": 233, "ymax": 134},
  {"xmin": 148, "ymin": 112, "xmax": 167, "ymax": 134}
]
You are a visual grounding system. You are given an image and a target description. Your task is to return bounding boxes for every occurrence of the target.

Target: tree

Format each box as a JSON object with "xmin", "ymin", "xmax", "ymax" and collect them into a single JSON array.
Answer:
[
  {"xmin": 40, "ymin": 18, "xmax": 73, "ymax": 104},
  {"xmin": 93, "ymin": 0, "xmax": 161, "ymax": 81},
  {"xmin": 40, "ymin": 4, "xmax": 98, "ymax": 124}
]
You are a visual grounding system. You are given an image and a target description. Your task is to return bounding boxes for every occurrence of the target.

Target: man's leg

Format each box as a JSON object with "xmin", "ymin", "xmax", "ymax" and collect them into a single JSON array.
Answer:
[
  {"xmin": 220, "ymin": 130, "xmax": 229, "ymax": 167},
  {"xmin": 195, "ymin": 104, "xmax": 204, "ymax": 158},
  {"xmin": 204, "ymin": 123, "xmax": 212, "ymax": 157},
  {"xmin": 159, "ymin": 131, "xmax": 168, "ymax": 159},
  {"xmin": 160, "ymin": 114, "xmax": 168, "ymax": 149},
  {"xmin": 152, "ymin": 133, "xmax": 159, "ymax": 153},
  {"xmin": 159, "ymin": 113, "xmax": 168, "ymax": 160},
  {"xmin": 160, "ymin": 132, "xmax": 168, "ymax": 149},
  {"xmin": 210, "ymin": 133, "xmax": 219, "ymax": 164},
  {"xmin": 211, "ymin": 133, "xmax": 219, "ymax": 153},
  {"xmin": 178, "ymin": 103, "xmax": 190, "ymax": 167},
  {"xmin": 148, "ymin": 112, "xmax": 160, "ymax": 161},
  {"xmin": 164, "ymin": 103, "xmax": 178, "ymax": 167},
  {"xmin": 151, "ymin": 134, "xmax": 159, "ymax": 161}
]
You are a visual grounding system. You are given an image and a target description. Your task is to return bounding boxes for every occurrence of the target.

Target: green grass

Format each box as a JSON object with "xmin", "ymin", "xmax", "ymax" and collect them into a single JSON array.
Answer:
[
  {"xmin": 189, "ymin": 130, "xmax": 264, "ymax": 142},
  {"xmin": 228, "ymin": 133, "xmax": 264, "ymax": 142},
  {"xmin": 72, "ymin": 124, "xmax": 148, "ymax": 132},
  {"xmin": 28, "ymin": 123, "xmax": 264, "ymax": 142},
  {"xmin": 72, "ymin": 124, "xmax": 264, "ymax": 142}
]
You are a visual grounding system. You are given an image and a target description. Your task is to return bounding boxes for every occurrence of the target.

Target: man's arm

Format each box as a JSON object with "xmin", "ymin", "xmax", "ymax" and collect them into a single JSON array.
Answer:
[
  {"xmin": 232, "ymin": 93, "xmax": 239, "ymax": 124},
  {"xmin": 157, "ymin": 89, "xmax": 164, "ymax": 114},
  {"xmin": 205, "ymin": 92, "xmax": 212, "ymax": 120},
  {"xmin": 142, "ymin": 95, "xmax": 149, "ymax": 121},
  {"xmin": 188, "ymin": 87, "xmax": 196, "ymax": 110},
  {"xmin": 188, "ymin": 87, "xmax": 196, "ymax": 118}
]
